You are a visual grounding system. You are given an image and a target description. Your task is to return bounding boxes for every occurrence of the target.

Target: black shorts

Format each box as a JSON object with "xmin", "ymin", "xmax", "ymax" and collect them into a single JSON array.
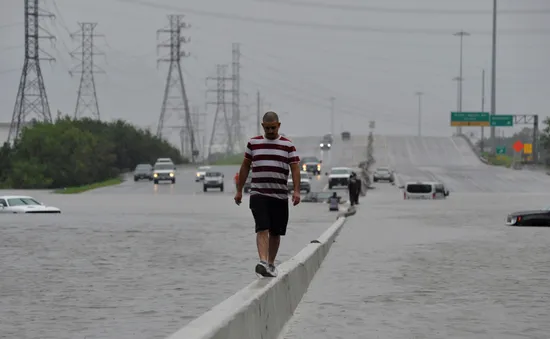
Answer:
[{"xmin": 249, "ymin": 194, "xmax": 289, "ymax": 236}]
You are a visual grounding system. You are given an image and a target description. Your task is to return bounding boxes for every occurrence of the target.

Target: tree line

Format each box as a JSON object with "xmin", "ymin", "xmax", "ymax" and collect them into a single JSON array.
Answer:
[{"xmin": 0, "ymin": 117, "xmax": 186, "ymax": 189}]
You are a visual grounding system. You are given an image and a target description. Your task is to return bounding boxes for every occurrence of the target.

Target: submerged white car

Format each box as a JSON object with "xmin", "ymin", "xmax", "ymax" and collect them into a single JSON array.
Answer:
[{"xmin": 0, "ymin": 196, "xmax": 61, "ymax": 214}]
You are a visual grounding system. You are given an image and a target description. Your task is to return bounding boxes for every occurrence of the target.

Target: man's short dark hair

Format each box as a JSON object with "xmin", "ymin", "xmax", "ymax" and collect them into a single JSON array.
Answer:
[{"xmin": 262, "ymin": 111, "xmax": 279, "ymax": 123}]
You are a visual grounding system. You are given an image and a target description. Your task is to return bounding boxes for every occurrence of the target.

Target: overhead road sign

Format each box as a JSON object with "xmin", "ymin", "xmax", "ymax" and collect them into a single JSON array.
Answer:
[
  {"xmin": 490, "ymin": 115, "xmax": 514, "ymax": 127},
  {"xmin": 450, "ymin": 112, "xmax": 490, "ymax": 127}
]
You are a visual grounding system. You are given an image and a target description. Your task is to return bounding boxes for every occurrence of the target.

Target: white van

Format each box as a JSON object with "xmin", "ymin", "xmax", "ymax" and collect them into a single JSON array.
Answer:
[{"xmin": 403, "ymin": 181, "xmax": 449, "ymax": 200}]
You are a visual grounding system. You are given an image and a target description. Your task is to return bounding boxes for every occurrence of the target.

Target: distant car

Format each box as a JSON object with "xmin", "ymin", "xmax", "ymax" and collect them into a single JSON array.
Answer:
[
  {"xmin": 155, "ymin": 158, "xmax": 174, "ymax": 166},
  {"xmin": 402, "ymin": 181, "xmax": 449, "ymax": 200},
  {"xmin": 195, "ymin": 166, "xmax": 211, "ymax": 182},
  {"xmin": 203, "ymin": 171, "xmax": 224, "ymax": 192},
  {"xmin": 133, "ymin": 163, "xmax": 153, "ymax": 181},
  {"xmin": 320, "ymin": 137, "xmax": 332, "ymax": 150},
  {"xmin": 506, "ymin": 208, "xmax": 550, "ymax": 226},
  {"xmin": 301, "ymin": 156, "xmax": 322, "ymax": 175},
  {"xmin": 327, "ymin": 167, "xmax": 352, "ymax": 189},
  {"xmin": 0, "ymin": 196, "xmax": 61, "ymax": 214},
  {"xmin": 287, "ymin": 171, "xmax": 312, "ymax": 193},
  {"xmin": 323, "ymin": 134, "xmax": 334, "ymax": 143},
  {"xmin": 373, "ymin": 167, "xmax": 394, "ymax": 183},
  {"xmin": 341, "ymin": 131, "xmax": 350, "ymax": 141},
  {"xmin": 153, "ymin": 163, "xmax": 176, "ymax": 184}
]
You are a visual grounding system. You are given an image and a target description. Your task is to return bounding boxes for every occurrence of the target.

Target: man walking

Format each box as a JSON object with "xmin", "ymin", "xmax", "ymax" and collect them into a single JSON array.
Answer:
[{"xmin": 234, "ymin": 111, "xmax": 301, "ymax": 278}]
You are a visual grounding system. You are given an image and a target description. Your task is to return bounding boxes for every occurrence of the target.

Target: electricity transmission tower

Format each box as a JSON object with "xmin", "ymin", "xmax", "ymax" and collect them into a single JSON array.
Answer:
[
  {"xmin": 231, "ymin": 43, "xmax": 243, "ymax": 151},
  {"xmin": 8, "ymin": 0, "xmax": 55, "ymax": 144},
  {"xmin": 70, "ymin": 22, "xmax": 104, "ymax": 120},
  {"xmin": 206, "ymin": 64, "xmax": 233, "ymax": 158},
  {"xmin": 156, "ymin": 14, "xmax": 197, "ymax": 162}
]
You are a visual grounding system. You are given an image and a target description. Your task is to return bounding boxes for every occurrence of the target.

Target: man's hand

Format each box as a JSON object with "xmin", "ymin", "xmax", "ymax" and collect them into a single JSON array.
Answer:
[
  {"xmin": 234, "ymin": 191, "xmax": 243, "ymax": 205},
  {"xmin": 292, "ymin": 190, "xmax": 301, "ymax": 206}
]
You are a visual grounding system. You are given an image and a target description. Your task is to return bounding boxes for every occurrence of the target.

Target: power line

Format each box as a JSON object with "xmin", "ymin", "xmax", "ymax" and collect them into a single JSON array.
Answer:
[
  {"xmin": 8, "ymin": 0, "xmax": 54, "ymax": 144},
  {"xmin": 70, "ymin": 22, "xmax": 104, "ymax": 120},
  {"xmin": 255, "ymin": 0, "xmax": 550, "ymax": 15},
  {"xmin": 113, "ymin": 0, "xmax": 550, "ymax": 36}
]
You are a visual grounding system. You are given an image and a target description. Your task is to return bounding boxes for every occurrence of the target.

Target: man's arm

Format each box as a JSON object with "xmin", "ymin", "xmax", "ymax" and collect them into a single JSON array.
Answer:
[
  {"xmin": 237, "ymin": 141, "xmax": 253, "ymax": 192},
  {"xmin": 290, "ymin": 163, "xmax": 301, "ymax": 192}
]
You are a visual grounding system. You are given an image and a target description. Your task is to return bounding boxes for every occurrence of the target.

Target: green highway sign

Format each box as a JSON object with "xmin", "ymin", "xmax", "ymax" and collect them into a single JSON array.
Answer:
[
  {"xmin": 496, "ymin": 146, "xmax": 506, "ymax": 154},
  {"xmin": 490, "ymin": 115, "xmax": 514, "ymax": 127},
  {"xmin": 450, "ymin": 112, "xmax": 490, "ymax": 127}
]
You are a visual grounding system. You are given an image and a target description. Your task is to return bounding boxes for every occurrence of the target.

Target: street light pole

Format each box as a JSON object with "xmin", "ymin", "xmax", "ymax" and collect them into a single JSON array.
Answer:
[
  {"xmin": 489, "ymin": 0, "xmax": 497, "ymax": 155},
  {"xmin": 454, "ymin": 30, "xmax": 470, "ymax": 136},
  {"xmin": 329, "ymin": 97, "xmax": 335, "ymax": 136},
  {"xmin": 415, "ymin": 91, "xmax": 423, "ymax": 137}
]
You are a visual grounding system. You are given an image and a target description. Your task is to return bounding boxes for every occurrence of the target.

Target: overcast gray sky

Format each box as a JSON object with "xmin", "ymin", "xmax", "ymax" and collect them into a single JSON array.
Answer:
[{"xmin": 1, "ymin": 0, "xmax": 549, "ymax": 148}]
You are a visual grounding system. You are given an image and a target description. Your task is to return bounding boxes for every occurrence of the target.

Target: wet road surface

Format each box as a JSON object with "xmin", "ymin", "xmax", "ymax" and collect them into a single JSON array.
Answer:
[
  {"xmin": 373, "ymin": 135, "xmax": 550, "ymax": 192},
  {"xmin": 0, "ymin": 135, "xmax": 365, "ymax": 339},
  {"xmin": 284, "ymin": 135, "xmax": 550, "ymax": 338}
]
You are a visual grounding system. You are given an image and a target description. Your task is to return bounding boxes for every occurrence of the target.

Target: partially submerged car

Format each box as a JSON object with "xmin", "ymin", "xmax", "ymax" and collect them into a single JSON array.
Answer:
[
  {"xmin": 506, "ymin": 208, "xmax": 550, "ymax": 227},
  {"xmin": 341, "ymin": 131, "xmax": 350, "ymax": 141},
  {"xmin": 0, "ymin": 196, "xmax": 61, "ymax": 213},
  {"xmin": 303, "ymin": 191, "xmax": 344, "ymax": 204}
]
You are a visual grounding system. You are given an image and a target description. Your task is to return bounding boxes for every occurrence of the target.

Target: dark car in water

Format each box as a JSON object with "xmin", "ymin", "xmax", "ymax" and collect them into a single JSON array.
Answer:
[
  {"xmin": 301, "ymin": 156, "xmax": 322, "ymax": 175},
  {"xmin": 506, "ymin": 208, "xmax": 550, "ymax": 226},
  {"xmin": 134, "ymin": 163, "xmax": 153, "ymax": 181},
  {"xmin": 341, "ymin": 131, "xmax": 350, "ymax": 141}
]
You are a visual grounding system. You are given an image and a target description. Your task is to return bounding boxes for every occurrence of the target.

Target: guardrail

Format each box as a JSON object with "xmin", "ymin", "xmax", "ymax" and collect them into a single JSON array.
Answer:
[
  {"xmin": 166, "ymin": 216, "xmax": 349, "ymax": 339},
  {"xmin": 457, "ymin": 134, "xmax": 489, "ymax": 164}
]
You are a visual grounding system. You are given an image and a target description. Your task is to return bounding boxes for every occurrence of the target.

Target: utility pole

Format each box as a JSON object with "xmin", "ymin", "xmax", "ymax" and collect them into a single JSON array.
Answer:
[
  {"xmin": 231, "ymin": 43, "xmax": 243, "ymax": 152},
  {"xmin": 415, "ymin": 92, "xmax": 423, "ymax": 137},
  {"xmin": 156, "ymin": 15, "xmax": 197, "ymax": 162},
  {"xmin": 489, "ymin": 0, "xmax": 497, "ymax": 155},
  {"xmin": 206, "ymin": 64, "xmax": 233, "ymax": 158},
  {"xmin": 330, "ymin": 97, "xmax": 336, "ymax": 135},
  {"xmin": 256, "ymin": 90, "xmax": 261, "ymax": 136},
  {"xmin": 480, "ymin": 69, "xmax": 486, "ymax": 152},
  {"xmin": 70, "ymin": 22, "xmax": 104, "ymax": 120},
  {"xmin": 452, "ymin": 77, "xmax": 461, "ymax": 112},
  {"xmin": 453, "ymin": 30, "xmax": 470, "ymax": 136},
  {"xmin": 8, "ymin": 0, "xmax": 54, "ymax": 144}
]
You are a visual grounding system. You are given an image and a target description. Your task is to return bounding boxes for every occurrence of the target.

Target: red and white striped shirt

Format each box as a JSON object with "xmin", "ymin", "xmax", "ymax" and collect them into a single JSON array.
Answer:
[{"xmin": 244, "ymin": 135, "xmax": 300, "ymax": 200}]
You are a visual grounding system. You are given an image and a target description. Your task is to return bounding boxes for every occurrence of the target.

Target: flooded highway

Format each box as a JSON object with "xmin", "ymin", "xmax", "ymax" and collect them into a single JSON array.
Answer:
[
  {"xmin": 284, "ymin": 135, "xmax": 550, "ymax": 339},
  {"xmin": 0, "ymin": 135, "xmax": 364, "ymax": 339}
]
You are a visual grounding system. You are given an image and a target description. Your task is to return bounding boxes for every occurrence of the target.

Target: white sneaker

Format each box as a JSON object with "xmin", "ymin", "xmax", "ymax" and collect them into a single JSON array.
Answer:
[
  {"xmin": 267, "ymin": 264, "xmax": 278, "ymax": 277},
  {"xmin": 255, "ymin": 261, "xmax": 270, "ymax": 277}
]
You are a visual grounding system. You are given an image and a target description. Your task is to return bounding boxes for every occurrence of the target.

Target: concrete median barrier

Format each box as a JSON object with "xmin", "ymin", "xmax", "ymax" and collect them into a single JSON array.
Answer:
[{"xmin": 165, "ymin": 216, "xmax": 348, "ymax": 339}]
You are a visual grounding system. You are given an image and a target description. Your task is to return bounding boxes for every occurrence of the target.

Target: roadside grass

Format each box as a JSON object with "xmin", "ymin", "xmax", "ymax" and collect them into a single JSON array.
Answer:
[
  {"xmin": 53, "ymin": 177, "xmax": 123, "ymax": 194},
  {"xmin": 481, "ymin": 152, "xmax": 513, "ymax": 168},
  {"xmin": 212, "ymin": 153, "xmax": 244, "ymax": 165}
]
